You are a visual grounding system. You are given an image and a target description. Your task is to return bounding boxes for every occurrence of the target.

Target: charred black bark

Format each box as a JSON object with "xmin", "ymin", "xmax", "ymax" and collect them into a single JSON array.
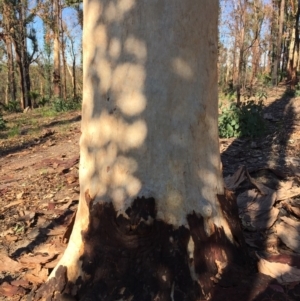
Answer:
[{"xmin": 33, "ymin": 192, "xmax": 253, "ymax": 301}]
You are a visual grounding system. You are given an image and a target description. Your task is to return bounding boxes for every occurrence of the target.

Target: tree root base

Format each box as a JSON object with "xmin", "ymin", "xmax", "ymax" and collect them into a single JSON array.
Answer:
[{"xmin": 32, "ymin": 190, "xmax": 256, "ymax": 301}]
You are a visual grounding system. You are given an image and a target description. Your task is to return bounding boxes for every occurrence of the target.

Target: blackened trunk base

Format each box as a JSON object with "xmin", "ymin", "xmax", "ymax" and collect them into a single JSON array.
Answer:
[{"xmin": 32, "ymin": 190, "xmax": 253, "ymax": 301}]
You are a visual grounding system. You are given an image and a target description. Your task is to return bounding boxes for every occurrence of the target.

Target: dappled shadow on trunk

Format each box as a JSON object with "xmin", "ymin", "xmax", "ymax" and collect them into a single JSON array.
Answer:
[
  {"xmin": 27, "ymin": 1, "xmax": 276, "ymax": 300},
  {"xmin": 220, "ymin": 87, "xmax": 300, "ymax": 300}
]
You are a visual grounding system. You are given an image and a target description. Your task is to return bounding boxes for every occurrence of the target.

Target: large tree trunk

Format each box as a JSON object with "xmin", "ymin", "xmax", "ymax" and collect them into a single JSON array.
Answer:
[{"xmin": 33, "ymin": 1, "xmax": 251, "ymax": 300}]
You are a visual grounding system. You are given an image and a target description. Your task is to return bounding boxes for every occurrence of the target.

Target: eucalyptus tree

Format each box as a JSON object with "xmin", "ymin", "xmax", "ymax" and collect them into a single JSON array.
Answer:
[{"xmin": 33, "ymin": 0, "xmax": 250, "ymax": 300}]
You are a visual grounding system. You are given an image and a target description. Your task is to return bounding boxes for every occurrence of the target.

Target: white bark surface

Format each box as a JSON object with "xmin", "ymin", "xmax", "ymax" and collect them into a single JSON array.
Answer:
[
  {"xmin": 52, "ymin": 0, "xmax": 225, "ymax": 281},
  {"xmin": 80, "ymin": 0, "xmax": 223, "ymax": 227}
]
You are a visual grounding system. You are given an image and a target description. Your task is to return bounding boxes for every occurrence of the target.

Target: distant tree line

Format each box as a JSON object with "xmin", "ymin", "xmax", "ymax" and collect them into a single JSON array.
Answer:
[
  {"xmin": 0, "ymin": 0, "xmax": 82, "ymax": 110},
  {"xmin": 219, "ymin": 0, "xmax": 300, "ymax": 103}
]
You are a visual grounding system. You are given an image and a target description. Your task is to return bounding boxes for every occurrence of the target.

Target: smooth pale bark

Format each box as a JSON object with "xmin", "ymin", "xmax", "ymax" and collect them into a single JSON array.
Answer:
[
  {"xmin": 58, "ymin": 0, "xmax": 222, "ymax": 277},
  {"xmin": 34, "ymin": 1, "xmax": 250, "ymax": 300}
]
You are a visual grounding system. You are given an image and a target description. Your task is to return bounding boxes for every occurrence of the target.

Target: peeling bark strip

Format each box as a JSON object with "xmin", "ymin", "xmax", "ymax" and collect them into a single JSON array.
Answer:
[{"xmin": 33, "ymin": 193, "xmax": 251, "ymax": 301}]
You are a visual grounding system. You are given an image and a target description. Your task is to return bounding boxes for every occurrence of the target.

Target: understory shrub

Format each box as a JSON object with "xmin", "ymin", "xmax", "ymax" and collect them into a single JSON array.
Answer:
[
  {"xmin": 4, "ymin": 100, "xmax": 22, "ymax": 113},
  {"xmin": 0, "ymin": 113, "xmax": 6, "ymax": 130},
  {"xmin": 52, "ymin": 97, "xmax": 81, "ymax": 112},
  {"xmin": 218, "ymin": 100, "xmax": 265, "ymax": 138}
]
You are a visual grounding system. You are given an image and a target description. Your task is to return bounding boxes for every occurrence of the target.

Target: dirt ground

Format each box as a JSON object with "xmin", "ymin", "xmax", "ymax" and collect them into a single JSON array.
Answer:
[{"xmin": 1, "ymin": 86, "xmax": 300, "ymax": 300}]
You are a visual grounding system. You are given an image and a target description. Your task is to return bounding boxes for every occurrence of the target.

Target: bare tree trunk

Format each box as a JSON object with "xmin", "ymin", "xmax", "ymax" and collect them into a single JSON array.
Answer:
[
  {"xmin": 20, "ymin": 0, "xmax": 31, "ymax": 108},
  {"xmin": 287, "ymin": 2, "xmax": 300, "ymax": 89},
  {"xmin": 5, "ymin": 36, "xmax": 16, "ymax": 103},
  {"xmin": 236, "ymin": 0, "xmax": 247, "ymax": 106},
  {"xmin": 250, "ymin": 38, "xmax": 261, "ymax": 89},
  {"xmin": 225, "ymin": 50, "xmax": 232, "ymax": 86},
  {"xmin": 61, "ymin": 6, "xmax": 68, "ymax": 100},
  {"xmin": 266, "ymin": 39, "xmax": 272, "ymax": 74},
  {"xmin": 2, "ymin": 2, "xmax": 17, "ymax": 104},
  {"xmin": 33, "ymin": 1, "xmax": 251, "ymax": 300},
  {"xmin": 272, "ymin": 0, "xmax": 285, "ymax": 85},
  {"xmin": 67, "ymin": 59, "xmax": 77, "ymax": 99},
  {"xmin": 53, "ymin": 0, "xmax": 61, "ymax": 98}
]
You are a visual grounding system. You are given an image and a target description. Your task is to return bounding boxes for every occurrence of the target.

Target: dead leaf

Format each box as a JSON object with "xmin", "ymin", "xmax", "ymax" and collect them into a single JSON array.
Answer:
[
  {"xmin": 282, "ymin": 201, "xmax": 300, "ymax": 219},
  {"xmin": 257, "ymin": 253, "xmax": 300, "ymax": 284},
  {"xmin": 242, "ymin": 207, "xmax": 279, "ymax": 231},
  {"xmin": 0, "ymin": 228, "xmax": 14, "ymax": 237},
  {"xmin": 43, "ymin": 253, "xmax": 63, "ymax": 269},
  {"xmin": 19, "ymin": 253, "xmax": 57, "ymax": 268},
  {"xmin": 46, "ymin": 227, "xmax": 66, "ymax": 236},
  {"xmin": 59, "ymin": 199, "xmax": 75, "ymax": 211},
  {"xmin": 277, "ymin": 185, "xmax": 300, "ymax": 201},
  {"xmin": 246, "ymin": 171, "xmax": 272, "ymax": 195},
  {"xmin": 0, "ymin": 282, "xmax": 25, "ymax": 297},
  {"xmin": 237, "ymin": 188, "xmax": 278, "ymax": 231},
  {"xmin": 0, "ymin": 253, "xmax": 24, "ymax": 272},
  {"xmin": 269, "ymin": 284, "xmax": 285, "ymax": 293},
  {"xmin": 288, "ymin": 162, "xmax": 300, "ymax": 177},
  {"xmin": 224, "ymin": 166, "xmax": 247, "ymax": 190},
  {"xmin": 66, "ymin": 175, "xmax": 78, "ymax": 184},
  {"xmin": 16, "ymin": 192, "xmax": 24, "ymax": 199},
  {"xmin": 237, "ymin": 189, "xmax": 258, "ymax": 209},
  {"xmin": 34, "ymin": 242, "xmax": 65, "ymax": 256},
  {"xmin": 11, "ymin": 279, "xmax": 30, "ymax": 288},
  {"xmin": 24, "ymin": 274, "xmax": 41, "ymax": 284},
  {"xmin": 278, "ymin": 180, "xmax": 294, "ymax": 190},
  {"xmin": 48, "ymin": 202, "xmax": 56, "ymax": 210},
  {"xmin": 276, "ymin": 217, "xmax": 300, "ymax": 253},
  {"xmin": 17, "ymin": 211, "xmax": 36, "ymax": 222},
  {"xmin": 5, "ymin": 235, "xmax": 18, "ymax": 242},
  {"xmin": 1, "ymin": 199, "xmax": 24, "ymax": 211}
]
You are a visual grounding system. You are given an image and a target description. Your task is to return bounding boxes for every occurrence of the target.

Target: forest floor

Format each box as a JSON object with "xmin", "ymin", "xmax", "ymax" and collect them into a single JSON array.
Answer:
[{"xmin": 1, "ymin": 85, "xmax": 300, "ymax": 300}]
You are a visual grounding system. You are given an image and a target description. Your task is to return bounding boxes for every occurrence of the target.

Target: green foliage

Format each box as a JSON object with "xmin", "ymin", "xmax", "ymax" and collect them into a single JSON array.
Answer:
[
  {"xmin": 4, "ymin": 100, "xmax": 22, "ymax": 113},
  {"xmin": 52, "ymin": 97, "xmax": 81, "ymax": 112},
  {"xmin": 284, "ymin": 88, "xmax": 296, "ymax": 97},
  {"xmin": 218, "ymin": 102, "xmax": 241, "ymax": 138},
  {"xmin": 294, "ymin": 84, "xmax": 300, "ymax": 97},
  {"xmin": 7, "ymin": 125, "xmax": 20, "ymax": 137},
  {"xmin": 218, "ymin": 100, "xmax": 265, "ymax": 138},
  {"xmin": 37, "ymin": 96, "xmax": 50, "ymax": 107},
  {"xmin": 255, "ymin": 89, "xmax": 268, "ymax": 101},
  {"xmin": 222, "ymin": 81, "xmax": 236, "ymax": 101},
  {"xmin": 0, "ymin": 113, "xmax": 6, "ymax": 130},
  {"xmin": 257, "ymin": 73, "xmax": 272, "ymax": 86}
]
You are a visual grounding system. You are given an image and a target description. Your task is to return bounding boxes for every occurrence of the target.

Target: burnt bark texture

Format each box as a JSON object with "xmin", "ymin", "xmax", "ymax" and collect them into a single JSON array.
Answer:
[{"xmin": 33, "ymin": 191, "xmax": 253, "ymax": 301}]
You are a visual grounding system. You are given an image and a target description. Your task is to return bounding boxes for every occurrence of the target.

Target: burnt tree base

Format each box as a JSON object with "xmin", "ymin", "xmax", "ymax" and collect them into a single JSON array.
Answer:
[{"xmin": 32, "ymin": 190, "xmax": 255, "ymax": 301}]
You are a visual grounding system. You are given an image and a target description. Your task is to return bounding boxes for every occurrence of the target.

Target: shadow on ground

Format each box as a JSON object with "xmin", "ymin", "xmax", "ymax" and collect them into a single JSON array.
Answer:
[
  {"xmin": 219, "ymin": 85, "xmax": 300, "ymax": 300},
  {"xmin": 0, "ymin": 114, "xmax": 81, "ymax": 158}
]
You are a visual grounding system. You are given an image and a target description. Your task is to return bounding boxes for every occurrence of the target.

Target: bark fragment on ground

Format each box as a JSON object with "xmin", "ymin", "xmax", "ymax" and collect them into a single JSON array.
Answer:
[{"xmin": 226, "ymin": 165, "xmax": 300, "ymax": 287}]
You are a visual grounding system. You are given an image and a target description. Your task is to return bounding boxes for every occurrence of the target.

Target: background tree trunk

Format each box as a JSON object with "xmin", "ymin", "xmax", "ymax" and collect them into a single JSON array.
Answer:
[
  {"xmin": 272, "ymin": 0, "xmax": 285, "ymax": 86},
  {"xmin": 287, "ymin": 1, "xmax": 300, "ymax": 89},
  {"xmin": 5, "ymin": 36, "xmax": 16, "ymax": 103},
  {"xmin": 34, "ymin": 1, "xmax": 251, "ymax": 300},
  {"xmin": 53, "ymin": 0, "xmax": 61, "ymax": 98}
]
